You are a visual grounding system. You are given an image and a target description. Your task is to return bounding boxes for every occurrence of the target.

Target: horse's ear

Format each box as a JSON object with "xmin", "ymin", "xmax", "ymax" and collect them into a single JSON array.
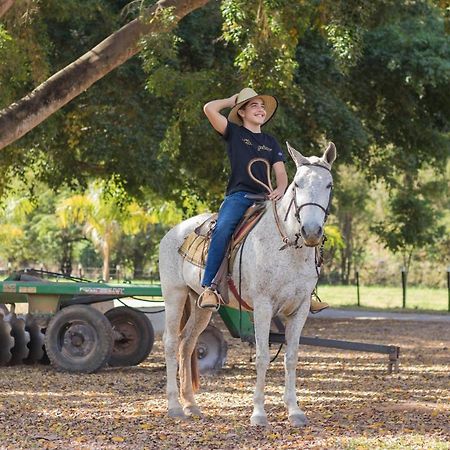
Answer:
[
  {"xmin": 322, "ymin": 142, "xmax": 337, "ymax": 166},
  {"xmin": 286, "ymin": 141, "xmax": 310, "ymax": 168}
]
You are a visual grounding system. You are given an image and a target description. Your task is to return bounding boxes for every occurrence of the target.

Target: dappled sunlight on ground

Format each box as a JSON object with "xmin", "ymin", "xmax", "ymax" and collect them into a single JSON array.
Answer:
[{"xmin": 0, "ymin": 317, "xmax": 448, "ymax": 449}]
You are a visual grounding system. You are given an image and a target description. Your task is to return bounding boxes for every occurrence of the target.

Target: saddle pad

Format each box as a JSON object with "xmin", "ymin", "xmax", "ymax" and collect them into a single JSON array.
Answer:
[
  {"xmin": 178, "ymin": 232, "xmax": 209, "ymax": 268},
  {"xmin": 178, "ymin": 205, "xmax": 266, "ymax": 272}
]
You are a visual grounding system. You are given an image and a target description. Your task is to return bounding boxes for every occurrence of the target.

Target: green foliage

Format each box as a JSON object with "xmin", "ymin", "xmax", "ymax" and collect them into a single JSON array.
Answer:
[
  {"xmin": 221, "ymin": 0, "xmax": 302, "ymax": 89},
  {"xmin": 348, "ymin": 3, "xmax": 450, "ymax": 181},
  {"xmin": 328, "ymin": 165, "xmax": 372, "ymax": 282},
  {"xmin": 0, "ymin": 0, "xmax": 448, "ymax": 281},
  {"xmin": 371, "ymin": 181, "xmax": 445, "ymax": 269},
  {"xmin": 0, "ymin": 26, "xmax": 31, "ymax": 106},
  {"xmin": 324, "ymin": 224, "xmax": 344, "ymax": 252}
]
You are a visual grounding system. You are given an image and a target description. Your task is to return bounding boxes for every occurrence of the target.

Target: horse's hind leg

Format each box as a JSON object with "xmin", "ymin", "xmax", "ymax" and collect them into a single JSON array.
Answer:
[
  {"xmin": 179, "ymin": 294, "xmax": 212, "ymax": 417},
  {"xmin": 163, "ymin": 286, "xmax": 189, "ymax": 418},
  {"xmin": 283, "ymin": 300, "xmax": 309, "ymax": 427}
]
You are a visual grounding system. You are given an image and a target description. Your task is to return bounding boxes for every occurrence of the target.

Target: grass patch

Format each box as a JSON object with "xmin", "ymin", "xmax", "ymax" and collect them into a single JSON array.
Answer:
[{"xmin": 316, "ymin": 284, "xmax": 449, "ymax": 312}]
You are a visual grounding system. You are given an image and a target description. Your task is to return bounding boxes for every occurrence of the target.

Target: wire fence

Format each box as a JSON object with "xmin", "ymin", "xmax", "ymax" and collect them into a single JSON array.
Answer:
[{"xmin": 1, "ymin": 265, "xmax": 449, "ymax": 312}]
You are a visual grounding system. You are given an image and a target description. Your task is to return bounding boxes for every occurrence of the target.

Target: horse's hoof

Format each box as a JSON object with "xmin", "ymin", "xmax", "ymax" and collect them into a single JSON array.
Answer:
[
  {"xmin": 168, "ymin": 407, "xmax": 187, "ymax": 419},
  {"xmin": 289, "ymin": 413, "xmax": 308, "ymax": 427},
  {"xmin": 184, "ymin": 405, "xmax": 203, "ymax": 417},
  {"xmin": 250, "ymin": 414, "xmax": 269, "ymax": 427}
]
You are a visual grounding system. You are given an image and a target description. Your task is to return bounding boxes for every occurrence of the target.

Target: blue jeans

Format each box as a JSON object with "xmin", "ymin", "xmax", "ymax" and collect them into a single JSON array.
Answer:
[{"xmin": 202, "ymin": 191, "xmax": 254, "ymax": 287}]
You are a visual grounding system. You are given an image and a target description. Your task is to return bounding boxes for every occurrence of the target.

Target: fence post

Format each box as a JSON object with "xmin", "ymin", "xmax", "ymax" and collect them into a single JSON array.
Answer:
[
  {"xmin": 355, "ymin": 269, "xmax": 360, "ymax": 307},
  {"xmin": 447, "ymin": 266, "xmax": 450, "ymax": 313},
  {"xmin": 401, "ymin": 267, "xmax": 407, "ymax": 309}
]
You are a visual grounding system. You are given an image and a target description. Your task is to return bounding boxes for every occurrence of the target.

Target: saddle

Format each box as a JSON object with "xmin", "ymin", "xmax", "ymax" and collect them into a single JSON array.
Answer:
[{"xmin": 178, "ymin": 201, "xmax": 267, "ymax": 306}]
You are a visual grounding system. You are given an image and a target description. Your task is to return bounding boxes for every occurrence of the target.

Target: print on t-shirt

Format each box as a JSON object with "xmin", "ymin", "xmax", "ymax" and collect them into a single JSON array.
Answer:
[{"xmin": 223, "ymin": 121, "xmax": 285, "ymax": 195}]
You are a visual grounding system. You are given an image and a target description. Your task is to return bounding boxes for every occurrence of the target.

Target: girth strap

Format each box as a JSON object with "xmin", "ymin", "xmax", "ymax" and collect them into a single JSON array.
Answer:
[{"xmin": 227, "ymin": 277, "xmax": 253, "ymax": 311}]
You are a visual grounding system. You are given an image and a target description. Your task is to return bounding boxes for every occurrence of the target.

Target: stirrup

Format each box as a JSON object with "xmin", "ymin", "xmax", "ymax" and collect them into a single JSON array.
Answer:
[
  {"xmin": 197, "ymin": 288, "xmax": 222, "ymax": 312},
  {"xmin": 310, "ymin": 299, "xmax": 329, "ymax": 314},
  {"xmin": 310, "ymin": 290, "xmax": 329, "ymax": 314}
]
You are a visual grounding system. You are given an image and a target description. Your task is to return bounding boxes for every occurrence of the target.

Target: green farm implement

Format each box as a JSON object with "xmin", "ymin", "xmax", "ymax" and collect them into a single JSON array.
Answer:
[
  {"xmin": 0, "ymin": 269, "xmax": 400, "ymax": 374},
  {"xmin": 0, "ymin": 270, "xmax": 160, "ymax": 372}
]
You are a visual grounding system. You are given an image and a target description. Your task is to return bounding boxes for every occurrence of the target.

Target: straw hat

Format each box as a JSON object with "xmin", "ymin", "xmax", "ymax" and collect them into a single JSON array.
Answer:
[{"xmin": 228, "ymin": 87, "xmax": 278, "ymax": 126}]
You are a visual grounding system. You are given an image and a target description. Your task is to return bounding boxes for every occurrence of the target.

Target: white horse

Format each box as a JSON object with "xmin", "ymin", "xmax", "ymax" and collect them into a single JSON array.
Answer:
[{"xmin": 159, "ymin": 142, "xmax": 336, "ymax": 427}]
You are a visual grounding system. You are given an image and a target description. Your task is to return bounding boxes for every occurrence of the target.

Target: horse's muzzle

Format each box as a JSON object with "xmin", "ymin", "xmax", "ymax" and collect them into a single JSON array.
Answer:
[{"xmin": 301, "ymin": 225, "xmax": 323, "ymax": 247}]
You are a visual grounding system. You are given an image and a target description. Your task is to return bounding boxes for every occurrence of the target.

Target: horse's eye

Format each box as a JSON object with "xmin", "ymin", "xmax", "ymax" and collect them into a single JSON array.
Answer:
[{"xmin": 327, "ymin": 183, "xmax": 333, "ymax": 189}]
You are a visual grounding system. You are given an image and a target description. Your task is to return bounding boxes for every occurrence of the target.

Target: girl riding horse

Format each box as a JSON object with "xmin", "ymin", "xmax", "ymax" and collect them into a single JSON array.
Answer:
[{"xmin": 198, "ymin": 87, "xmax": 328, "ymax": 313}]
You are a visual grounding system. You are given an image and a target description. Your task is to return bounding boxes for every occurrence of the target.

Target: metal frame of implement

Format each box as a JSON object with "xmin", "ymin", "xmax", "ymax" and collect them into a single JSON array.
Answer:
[{"xmin": 0, "ymin": 273, "xmax": 400, "ymax": 373}]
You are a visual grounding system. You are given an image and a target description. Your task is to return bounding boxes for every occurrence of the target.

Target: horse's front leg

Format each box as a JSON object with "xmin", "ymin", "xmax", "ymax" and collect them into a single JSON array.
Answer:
[
  {"xmin": 251, "ymin": 301, "xmax": 272, "ymax": 427},
  {"xmin": 283, "ymin": 299, "xmax": 310, "ymax": 427}
]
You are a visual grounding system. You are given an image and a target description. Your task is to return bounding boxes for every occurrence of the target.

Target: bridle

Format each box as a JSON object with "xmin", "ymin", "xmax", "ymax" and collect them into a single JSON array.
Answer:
[
  {"xmin": 247, "ymin": 158, "xmax": 333, "ymax": 250},
  {"xmin": 287, "ymin": 163, "xmax": 333, "ymax": 228}
]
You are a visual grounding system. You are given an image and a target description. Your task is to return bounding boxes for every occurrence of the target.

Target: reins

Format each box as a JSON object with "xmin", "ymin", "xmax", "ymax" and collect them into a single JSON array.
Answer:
[
  {"xmin": 247, "ymin": 158, "xmax": 333, "ymax": 250},
  {"xmin": 233, "ymin": 158, "xmax": 333, "ymax": 357},
  {"xmin": 247, "ymin": 157, "xmax": 294, "ymax": 249}
]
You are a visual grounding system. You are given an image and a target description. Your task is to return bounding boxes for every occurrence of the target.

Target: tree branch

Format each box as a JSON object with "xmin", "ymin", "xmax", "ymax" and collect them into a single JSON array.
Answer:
[
  {"xmin": 0, "ymin": 0, "xmax": 14, "ymax": 19},
  {"xmin": 0, "ymin": 0, "xmax": 210, "ymax": 150}
]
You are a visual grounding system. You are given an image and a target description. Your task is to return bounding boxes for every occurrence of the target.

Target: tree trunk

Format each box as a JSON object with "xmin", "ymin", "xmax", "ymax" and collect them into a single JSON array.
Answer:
[
  {"xmin": 0, "ymin": 0, "xmax": 14, "ymax": 18},
  {"xmin": 94, "ymin": 241, "xmax": 114, "ymax": 314},
  {"xmin": 340, "ymin": 212, "xmax": 353, "ymax": 284},
  {"xmin": 102, "ymin": 241, "xmax": 110, "ymax": 282},
  {"xmin": 59, "ymin": 238, "xmax": 73, "ymax": 276},
  {"xmin": 0, "ymin": 0, "xmax": 210, "ymax": 150}
]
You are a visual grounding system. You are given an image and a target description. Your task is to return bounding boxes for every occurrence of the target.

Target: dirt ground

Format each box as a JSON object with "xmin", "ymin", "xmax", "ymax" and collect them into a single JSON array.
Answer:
[{"xmin": 0, "ymin": 317, "xmax": 448, "ymax": 449}]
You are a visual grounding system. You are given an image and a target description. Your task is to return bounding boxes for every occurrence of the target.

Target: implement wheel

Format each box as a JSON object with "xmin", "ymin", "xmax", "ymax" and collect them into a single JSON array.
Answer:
[
  {"xmin": 105, "ymin": 306, "xmax": 154, "ymax": 367},
  {"xmin": 197, "ymin": 325, "xmax": 228, "ymax": 373},
  {"xmin": 44, "ymin": 305, "xmax": 113, "ymax": 373}
]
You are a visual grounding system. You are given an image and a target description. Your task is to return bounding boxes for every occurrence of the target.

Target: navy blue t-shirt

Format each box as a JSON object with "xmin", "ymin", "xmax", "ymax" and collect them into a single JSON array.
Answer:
[{"xmin": 223, "ymin": 121, "xmax": 285, "ymax": 195}]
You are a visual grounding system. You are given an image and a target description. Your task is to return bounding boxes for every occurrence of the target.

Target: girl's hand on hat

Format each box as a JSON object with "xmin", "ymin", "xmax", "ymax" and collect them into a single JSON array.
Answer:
[
  {"xmin": 268, "ymin": 187, "xmax": 284, "ymax": 201},
  {"xmin": 228, "ymin": 93, "xmax": 239, "ymax": 106}
]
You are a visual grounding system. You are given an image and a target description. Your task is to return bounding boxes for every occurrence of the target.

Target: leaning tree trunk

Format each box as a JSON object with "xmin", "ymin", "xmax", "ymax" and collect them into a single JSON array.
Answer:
[
  {"xmin": 0, "ymin": 0, "xmax": 14, "ymax": 19},
  {"xmin": 0, "ymin": 0, "xmax": 210, "ymax": 150}
]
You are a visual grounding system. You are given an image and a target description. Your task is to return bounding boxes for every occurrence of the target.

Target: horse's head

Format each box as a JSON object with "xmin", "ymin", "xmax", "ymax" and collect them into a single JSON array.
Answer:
[{"xmin": 286, "ymin": 142, "xmax": 336, "ymax": 247}]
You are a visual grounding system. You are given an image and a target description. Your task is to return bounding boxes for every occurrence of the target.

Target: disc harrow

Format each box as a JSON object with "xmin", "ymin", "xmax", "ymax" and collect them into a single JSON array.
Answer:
[
  {"xmin": 24, "ymin": 314, "xmax": 46, "ymax": 364},
  {"xmin": 0, "ymin": 309, "xmax": 14, "ymax": 366},
  {"xmin": 0, "ymin": 270, "xmax": 160, "ymax": 372},
  {"xmin": 0, "ymin": 309, "xmax": 45, "ymax": 366},
  {"xmin": 4, "ymin": 312, "xmax": 30, "ymax": 365}
]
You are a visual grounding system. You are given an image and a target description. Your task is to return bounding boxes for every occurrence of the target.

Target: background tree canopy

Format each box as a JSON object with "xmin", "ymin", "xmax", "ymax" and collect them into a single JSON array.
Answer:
[{"xmin": 0, "ymin": 0, "xmax": 448, "ymax": 284}]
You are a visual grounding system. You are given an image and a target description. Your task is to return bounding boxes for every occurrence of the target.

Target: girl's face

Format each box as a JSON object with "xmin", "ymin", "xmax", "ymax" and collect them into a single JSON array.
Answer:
[{"xmin": 238, "ymin": 98, "xmax": 266, "ymax": 126}]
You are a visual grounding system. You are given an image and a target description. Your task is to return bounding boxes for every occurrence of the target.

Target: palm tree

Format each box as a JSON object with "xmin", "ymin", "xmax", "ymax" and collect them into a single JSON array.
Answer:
[
  {"xmin": 0, "ymin": 196, "xmax": 35, "ymax": 268},
  {"xmin": 56, "ymin": 180, "xmax": 183, "ymax": 281}
]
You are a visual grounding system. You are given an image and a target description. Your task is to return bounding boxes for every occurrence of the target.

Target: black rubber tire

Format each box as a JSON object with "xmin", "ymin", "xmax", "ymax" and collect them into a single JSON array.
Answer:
[
  {"xmin": 105, "ymin": 306, "xmax": 154, "ymax": 367},
  {"xmin": 44, "ymin": 305, "xmax": 113, "ymax": 373}
]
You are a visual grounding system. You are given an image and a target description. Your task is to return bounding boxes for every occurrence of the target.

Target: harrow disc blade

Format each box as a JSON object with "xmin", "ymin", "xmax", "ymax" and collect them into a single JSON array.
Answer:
[
  {"xmin": 197, "ymin": 325, "xmax": 228, "ymax": 374},
  {"xmin": 24, "ymin": 315, "xmax": 45, "ymax": 364},
  {"xmin": 7, "ymin": 314, "xmax": 30, "ymax": 365},
  {"xmin": 0, "ymin": 315, "xmax": 14, "ymax": 366}
]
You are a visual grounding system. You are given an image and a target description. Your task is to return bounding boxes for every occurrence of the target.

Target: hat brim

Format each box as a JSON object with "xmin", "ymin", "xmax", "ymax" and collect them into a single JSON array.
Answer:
[{"xmin": 228, "ymin": 94, "xmax": 278, "ymax": 127}]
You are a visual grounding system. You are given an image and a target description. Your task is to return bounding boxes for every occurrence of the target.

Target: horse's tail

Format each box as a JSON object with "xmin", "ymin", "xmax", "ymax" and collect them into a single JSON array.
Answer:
[{"xmin": 180, "ymin": 293, "xmax": 200, "ymax": 392}]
